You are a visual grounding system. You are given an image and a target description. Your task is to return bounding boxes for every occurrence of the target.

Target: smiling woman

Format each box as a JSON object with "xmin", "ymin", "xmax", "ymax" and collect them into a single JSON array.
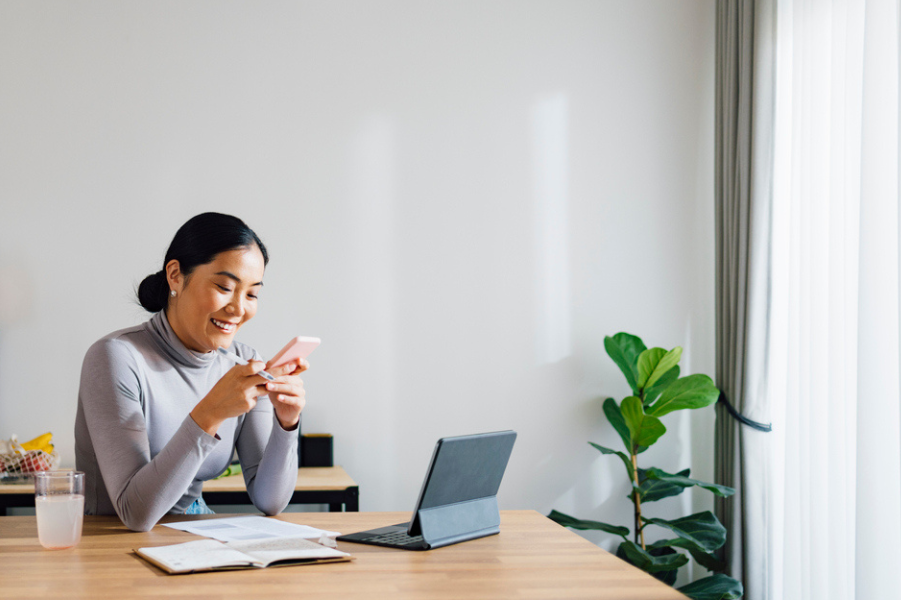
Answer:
[
  {"xmin": 74, "ymin": 213, "xmax": 307, "ymax": 531},
  {"xmin": 166, "ymin": 250, "xmax": 264, "ymax": 350}
]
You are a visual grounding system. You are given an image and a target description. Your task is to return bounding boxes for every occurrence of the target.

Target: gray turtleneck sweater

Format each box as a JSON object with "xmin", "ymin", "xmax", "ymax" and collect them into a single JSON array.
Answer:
[{"xmin": 74, "ymin": 311, "xmax": 298, "ymax": 531}]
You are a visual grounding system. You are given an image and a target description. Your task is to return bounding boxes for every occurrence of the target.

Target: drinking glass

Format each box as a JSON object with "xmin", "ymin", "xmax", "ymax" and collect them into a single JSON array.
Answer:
[{"xmin": 34, "ymin": 471, "xmax": 84, "ymax": 550}]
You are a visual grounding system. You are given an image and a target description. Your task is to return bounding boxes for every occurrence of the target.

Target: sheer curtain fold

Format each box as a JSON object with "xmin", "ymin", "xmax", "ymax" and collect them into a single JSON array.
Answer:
[
  {"xmin": 717, "ymin": 1, "xmax": 901, "ymax": 599},
  {"xmin": 851, "ymin": 0, "xmax": 901, "ymax": 597},
  {"xmin": 771, "ymin": 3, "xmax": 865, "ymax": 599},
  {"xmin": 771, "ymin": 1, "xmax": 901, "ymax": 600}
]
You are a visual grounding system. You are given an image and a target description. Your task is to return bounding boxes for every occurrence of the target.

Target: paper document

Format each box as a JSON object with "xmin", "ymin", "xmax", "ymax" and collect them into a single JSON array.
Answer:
[{"xmin": 163, "ymin": 516, "xmax": 340, "ymax": 546}]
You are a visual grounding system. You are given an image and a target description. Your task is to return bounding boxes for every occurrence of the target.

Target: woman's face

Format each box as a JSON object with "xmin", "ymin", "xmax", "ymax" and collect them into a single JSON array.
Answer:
[{"xmin": 165, "ymin": 245, "xmax": 265, "ymax": 353}]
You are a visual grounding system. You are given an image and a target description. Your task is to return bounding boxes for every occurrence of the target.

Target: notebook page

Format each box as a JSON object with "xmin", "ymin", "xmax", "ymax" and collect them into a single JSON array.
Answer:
[
  {"xmin": 226, "ymin": 536, "xmax": 349, "ymax": 567},
  {"xmin": 138, "ymin": 539, "xmax": 261, "ymax": 572}
]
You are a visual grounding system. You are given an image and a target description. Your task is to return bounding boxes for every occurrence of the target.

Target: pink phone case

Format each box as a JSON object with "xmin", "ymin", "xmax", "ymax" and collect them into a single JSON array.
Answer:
[{"xmin": 268, "ymin": 336, "xmax": 321, "ymax": 368}]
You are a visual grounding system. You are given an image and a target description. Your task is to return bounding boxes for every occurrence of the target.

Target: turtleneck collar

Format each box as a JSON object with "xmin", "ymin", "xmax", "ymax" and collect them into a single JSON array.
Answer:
[{"xmin": 147, "ymin": 310, "xmax": 218, "ymax": 369}]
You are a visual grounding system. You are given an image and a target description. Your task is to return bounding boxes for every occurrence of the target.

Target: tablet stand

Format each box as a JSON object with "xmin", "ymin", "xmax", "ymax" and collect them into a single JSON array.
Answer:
[{"xmin": 410, "ymin": 496, "xmax": 501, "ymax": 549}]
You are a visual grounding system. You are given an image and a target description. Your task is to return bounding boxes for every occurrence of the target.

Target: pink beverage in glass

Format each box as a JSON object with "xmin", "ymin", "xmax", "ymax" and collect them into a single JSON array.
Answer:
[{"xmin": 34, "ymin": 471, "xmax": 85, "ymax": 550}]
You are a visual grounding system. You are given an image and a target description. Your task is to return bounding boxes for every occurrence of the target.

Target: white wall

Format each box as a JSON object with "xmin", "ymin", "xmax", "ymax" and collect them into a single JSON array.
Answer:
[{"xmin": 0, "ymin": 0, "xmax": 715, "ymax": 550}]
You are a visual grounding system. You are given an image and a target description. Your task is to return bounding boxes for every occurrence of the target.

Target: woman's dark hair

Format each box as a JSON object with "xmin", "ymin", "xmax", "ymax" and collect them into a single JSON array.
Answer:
[{"xmin": 137, "ymin": 212, "xmax": 269, "ymax": 312}]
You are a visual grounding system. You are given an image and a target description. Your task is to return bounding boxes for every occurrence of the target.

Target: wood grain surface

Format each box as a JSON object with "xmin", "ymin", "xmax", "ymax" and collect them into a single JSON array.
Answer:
[
  {"xmin": 202, "ymin": 466, "xmax": 356, "ymax": 492},
  {"xmin": 0, "ymin": 510, "xmax": 686, "ymax": 599},
  {"xmin": 0, "ymin": 466, "xmax": 357, "ymax": 495}
]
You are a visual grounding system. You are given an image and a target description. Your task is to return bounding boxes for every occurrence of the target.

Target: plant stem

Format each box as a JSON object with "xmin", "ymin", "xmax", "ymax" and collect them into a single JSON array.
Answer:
[
  {"xmin": 632, "ymin": 389, "xmax": 647, "ymax": 550},
  {"xmin": 631, "ymin": 451, "xmax": 645, "ymax": 549}
]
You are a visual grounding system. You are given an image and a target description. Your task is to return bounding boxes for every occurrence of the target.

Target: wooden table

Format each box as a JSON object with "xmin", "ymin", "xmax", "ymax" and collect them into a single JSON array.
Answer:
[
  {"xmin": 0, "ymin": 466, "xmax": 359, "ymax": 515},
  {"xmin": 0, "ymin": 510, "xmax": 686, "ymax": 599}
]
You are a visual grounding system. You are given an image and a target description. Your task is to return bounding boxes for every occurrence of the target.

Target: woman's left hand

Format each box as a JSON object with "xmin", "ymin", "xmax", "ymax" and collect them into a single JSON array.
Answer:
[{"xmin": 263, "ymin": 359, "xmax": 309, "ymax": 430}]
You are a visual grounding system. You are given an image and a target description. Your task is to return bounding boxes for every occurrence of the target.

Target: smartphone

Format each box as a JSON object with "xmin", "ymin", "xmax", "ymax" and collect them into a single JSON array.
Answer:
[{"xmin": 268, "ymin": 336, "xmax": 321, "ymax": 369}]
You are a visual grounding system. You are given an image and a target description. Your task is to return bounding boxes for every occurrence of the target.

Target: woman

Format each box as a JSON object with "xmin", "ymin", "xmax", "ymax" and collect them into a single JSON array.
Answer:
[{"xmin": 74, "ymin": 213, "xmax": 305, "ymax": 531}]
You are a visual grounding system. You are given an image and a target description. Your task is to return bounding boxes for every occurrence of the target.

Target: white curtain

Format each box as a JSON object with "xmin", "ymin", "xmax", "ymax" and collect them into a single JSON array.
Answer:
[{"xmin": 769, "ymin": 1, "xmax": 901, "ymax": 599}]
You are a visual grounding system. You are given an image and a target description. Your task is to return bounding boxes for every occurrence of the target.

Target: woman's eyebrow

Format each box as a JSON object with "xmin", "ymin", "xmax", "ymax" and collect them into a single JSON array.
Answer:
[{"xmin": 214, "ymin": 271, "xmax": 264, "ymax": 287}]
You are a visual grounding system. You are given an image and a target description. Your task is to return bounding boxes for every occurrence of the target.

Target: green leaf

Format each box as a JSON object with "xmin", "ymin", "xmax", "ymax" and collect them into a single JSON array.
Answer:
[
  {"xmin": 647, "ymin": 547, "xmax": 680, "ymax": 586},
  {"xmin": 547, "ymin": 510, "xmax": 629, "ymax": 538},
  {"xmin": 636, "ymin": 468, "xmax": 690, "ymax": 502},
  {"xmin": 678, "ymin": 574, "xmax": 744, "ymax": 600},
  {"xmin": 589, "ymin": 442, "xmax": 634, "ymax": 482},
  {"xmin": 642, "ymin": 511, "xmax": 727, "ymax": 553},
  {"xmin": 648, "ymin": 538, "xmax": 728, "ymax": 572},
  {"xmin": 604, "ymin": 333, "xmax": 646, "ymax": 395},
  {"xmin": 643, "ymin": 365, "xmax": 680, "ymax": 406},
  {"xmin": 637, "ymin": 348, "xmax": 665, "ymax": 390},
  {"xmin": 688, "ymin": 548, "xmax": 728, "ymax": 573},
  {"xmin": 644, "ymin": 467, "xmax": 736, "ymax": 498},
  {"xmin": 616, "ymin": 543, "xmax": 681, "ymax": 584},
  {"xmin": 621, "ymin": 396, "xmax": 667, "ymax": 449},
  {"xmin": 602, "ymin": 397, "xmax": 632, "ymax": 452},
  {"xmin": 616, "ymin": 540, "xmax": 688, "ymax": 574},
  {"xmin": 637, "ymin": 346, "xmax": 682, "ymax": 391},
  {"xmin": 647, "ymin": 374, "xmax": 720, "ymax": 417}
]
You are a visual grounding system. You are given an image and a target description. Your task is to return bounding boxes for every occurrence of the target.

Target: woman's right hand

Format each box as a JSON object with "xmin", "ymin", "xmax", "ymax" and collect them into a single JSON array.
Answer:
[{"xmin": 190, "ymin": 361, "xmax": 270, "ymax": 436}]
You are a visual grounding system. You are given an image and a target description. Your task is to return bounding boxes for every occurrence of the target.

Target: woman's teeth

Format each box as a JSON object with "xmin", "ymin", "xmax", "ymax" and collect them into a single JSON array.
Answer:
[{"xmin": 211, "ymin": 319, "xmax": 237, "ymax": 333}]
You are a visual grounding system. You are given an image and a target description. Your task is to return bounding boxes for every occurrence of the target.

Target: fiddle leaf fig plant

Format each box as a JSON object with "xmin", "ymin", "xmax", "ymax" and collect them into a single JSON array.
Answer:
[{"xmin": 549, "ymin": 333, "xmax": 743, "ymax": 600}]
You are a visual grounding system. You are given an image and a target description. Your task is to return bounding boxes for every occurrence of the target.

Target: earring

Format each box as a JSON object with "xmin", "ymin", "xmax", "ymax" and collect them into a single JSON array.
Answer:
[{"xmin": 170, "ymin": 290, "xmax": 176, "ymax": 298}]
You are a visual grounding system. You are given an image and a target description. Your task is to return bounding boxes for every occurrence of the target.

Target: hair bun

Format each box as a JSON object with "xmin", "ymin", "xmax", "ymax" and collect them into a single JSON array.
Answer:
[{"xmin": 137, "ymin": 270, "xmax": 169, "ymax": 313}]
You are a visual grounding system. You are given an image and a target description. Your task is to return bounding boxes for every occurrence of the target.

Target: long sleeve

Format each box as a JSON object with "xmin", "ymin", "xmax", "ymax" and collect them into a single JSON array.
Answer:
[
  {"xmin": 234, "ymin": 390, "xmax": 299, "ymax": 515},
  {"xmin": 75, "ymin": 312, "xmax": 302, "ymax": 530},
  {"xmin": 76, "ymin": 337, "xmax": 219, "ymax": 531}
]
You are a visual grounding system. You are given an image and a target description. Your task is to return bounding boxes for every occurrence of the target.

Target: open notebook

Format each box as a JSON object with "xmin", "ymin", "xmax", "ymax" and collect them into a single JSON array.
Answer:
[{"xmin": 135, "ymin": 536, "xmax": 351, "ymax": 574}]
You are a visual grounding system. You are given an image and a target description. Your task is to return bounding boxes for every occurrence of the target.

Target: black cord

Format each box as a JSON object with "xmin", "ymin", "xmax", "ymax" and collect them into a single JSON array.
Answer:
[{"xmin": 718, "ymin": 391, "xmax": 772, "ymax": 432}]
